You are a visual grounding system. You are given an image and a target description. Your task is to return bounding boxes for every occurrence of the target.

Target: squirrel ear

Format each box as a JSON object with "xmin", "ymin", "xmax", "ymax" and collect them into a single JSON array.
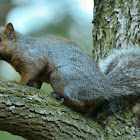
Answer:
[{"xmin": 4, "ymin": 23, "xmax": 15, "ymax": 40}]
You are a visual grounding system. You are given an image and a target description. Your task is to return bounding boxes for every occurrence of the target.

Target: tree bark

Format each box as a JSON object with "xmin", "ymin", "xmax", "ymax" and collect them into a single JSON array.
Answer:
[
  {"xmin": 0, "ymin": 82, "xmax": 139, "ymax": 140},
  {"xmin": 92, "ymin": 0, "xmax": 140, "ymax": 61},
  {"xmin": 0, "ymin": 82, "xmax": 103, "ymax": 140}
]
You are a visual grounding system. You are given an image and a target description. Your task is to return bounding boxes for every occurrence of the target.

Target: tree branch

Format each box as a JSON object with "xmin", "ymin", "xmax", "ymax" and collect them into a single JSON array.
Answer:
[
  {"xmin": 0, "ymin": 82, "xmax": 139, "ymax": 140},
  {"xmin": 0, "ymin": 82, "xmax": 103, "ymax": 140}
]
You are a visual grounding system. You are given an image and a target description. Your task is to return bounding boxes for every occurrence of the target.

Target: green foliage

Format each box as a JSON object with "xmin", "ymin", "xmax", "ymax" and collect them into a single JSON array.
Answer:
[{"xmin": 0, "ymin": 131, "xmax": 25, "ymax": 140}]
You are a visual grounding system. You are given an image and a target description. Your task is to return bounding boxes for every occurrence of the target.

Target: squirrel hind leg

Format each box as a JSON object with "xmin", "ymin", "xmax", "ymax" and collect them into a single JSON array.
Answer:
[{"xmin": 51, "ymin": 90, "xmax": 87, "ymax": 113}]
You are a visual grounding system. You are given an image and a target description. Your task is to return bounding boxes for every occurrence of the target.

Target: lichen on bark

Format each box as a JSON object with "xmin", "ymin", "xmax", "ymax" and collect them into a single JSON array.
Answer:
[
  {"xmin": 0, "ymin": 82, "xmax": 103, "ymax": 140},
  {"xmin": 92, "ymin": 0, "xmax": 140, "ymax": 61},
  {"xmin": 0, "ymin": 82, "xmax": 139, "ymax": 140}
]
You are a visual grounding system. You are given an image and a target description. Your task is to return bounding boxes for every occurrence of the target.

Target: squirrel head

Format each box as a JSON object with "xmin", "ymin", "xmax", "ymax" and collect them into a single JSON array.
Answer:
[{"xmin": 0, "ymin": 23, "xmax": 16, "ymax": 60}]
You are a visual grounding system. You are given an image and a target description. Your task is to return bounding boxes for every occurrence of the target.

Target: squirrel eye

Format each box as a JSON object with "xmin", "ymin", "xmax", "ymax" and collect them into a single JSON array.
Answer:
[{"xmin": 0, "ymin": 37, "xmax": 2, "ymax": 43}]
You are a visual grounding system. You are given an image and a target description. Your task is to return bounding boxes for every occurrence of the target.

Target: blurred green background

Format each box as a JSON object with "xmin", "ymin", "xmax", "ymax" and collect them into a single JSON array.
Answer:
[{"xmin": 0, "ymin": 0, "xmax": 93, "ymax": 139}]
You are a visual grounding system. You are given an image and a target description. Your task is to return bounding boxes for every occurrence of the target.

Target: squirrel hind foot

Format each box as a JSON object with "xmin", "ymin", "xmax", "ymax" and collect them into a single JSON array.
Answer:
[{"xmin": 51, "ymin": 92, "xmax": 64, "ymax": 104}]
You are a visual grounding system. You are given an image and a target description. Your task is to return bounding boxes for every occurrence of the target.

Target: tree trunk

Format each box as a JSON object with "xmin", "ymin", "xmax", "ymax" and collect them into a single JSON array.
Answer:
[
  {"xmin": 0, "ymin": 0, "xmax": 140, "ymax": 139},
  {"xmin": 92, "ymin": 0, "xmax": 140, "ymax": 61}
]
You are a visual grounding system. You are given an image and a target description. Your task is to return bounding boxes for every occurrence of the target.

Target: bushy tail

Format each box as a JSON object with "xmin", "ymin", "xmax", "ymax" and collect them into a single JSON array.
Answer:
[{"xmin": 99, "ymin": 46, "xmax": 140, "ymax": 99}]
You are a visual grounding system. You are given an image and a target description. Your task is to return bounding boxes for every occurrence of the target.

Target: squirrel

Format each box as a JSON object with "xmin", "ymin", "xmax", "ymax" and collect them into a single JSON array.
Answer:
[{"xmin": 0, "ymin": 23, "xmax": 140, "ymax": 115}]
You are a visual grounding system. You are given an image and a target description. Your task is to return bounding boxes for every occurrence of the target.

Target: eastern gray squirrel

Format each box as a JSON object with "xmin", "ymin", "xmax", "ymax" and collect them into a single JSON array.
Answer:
[{"xmin": 0, "ymin": 23, "xmax": 139, "ymax": 114}]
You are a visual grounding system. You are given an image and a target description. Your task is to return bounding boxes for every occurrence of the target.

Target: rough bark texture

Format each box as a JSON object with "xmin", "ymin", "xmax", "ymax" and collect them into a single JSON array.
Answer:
[
  {"xmin": 0, "ymin": 82, "xmax": 103, "ymax": 140},
  {"xmin": 0, "ymin": 82, "xmax": 139, "ymax": 140},
  {"xmin": 92, "ymin": 0, "xmax": 140, "ymax": 61}
]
